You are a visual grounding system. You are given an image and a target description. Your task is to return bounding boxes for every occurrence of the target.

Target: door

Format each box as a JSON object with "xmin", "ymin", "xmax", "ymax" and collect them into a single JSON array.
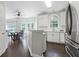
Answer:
[
  {"xmin": 0, "ymin": 2, "xmax": 9, "ymax": 56},
  {"xmin": 70, "ymin": 4, "xmax": 77, "ymax": 42},
  {"xmin": 66, "ymin": 4, "xmax": 77, "ymax": 42}
]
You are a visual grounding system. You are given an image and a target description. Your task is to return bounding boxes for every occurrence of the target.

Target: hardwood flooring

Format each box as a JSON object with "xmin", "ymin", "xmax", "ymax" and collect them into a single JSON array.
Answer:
[
  {"xmin": 45, "ymin": 42, "xmax": 69, "ymax": 57},
  {"xmin": 1, "ymin": 40, "xmax": 69, "ymax": 57},
  {"xmin": 1, "ymin": 40, "xmax": 31, "ymax": 57}
]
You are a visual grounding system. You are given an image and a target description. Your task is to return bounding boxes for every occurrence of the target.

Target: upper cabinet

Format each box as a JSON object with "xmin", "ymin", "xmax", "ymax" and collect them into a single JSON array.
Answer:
[{"xmin": 37, "ymin": 14, "xmax": 50, "ymax": 31}]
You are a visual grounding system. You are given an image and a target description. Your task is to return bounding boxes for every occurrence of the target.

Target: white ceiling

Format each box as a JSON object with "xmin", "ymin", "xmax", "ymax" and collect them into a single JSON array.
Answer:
[{"xmin": 5, "ymin": 1, "xmax": 68, "ymax": 19}]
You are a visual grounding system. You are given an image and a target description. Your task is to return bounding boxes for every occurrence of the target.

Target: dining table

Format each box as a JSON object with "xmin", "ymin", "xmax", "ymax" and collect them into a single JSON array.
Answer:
[{"xmin": 8, "ymin": 32, "xmax": 22, "ymax": 41}]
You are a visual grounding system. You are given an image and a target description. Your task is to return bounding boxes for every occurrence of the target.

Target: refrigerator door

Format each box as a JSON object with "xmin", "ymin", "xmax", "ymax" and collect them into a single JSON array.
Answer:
[
  {"xmin": 65, "ymin": 3, "xmax": 79, "ymax": 57},
  {"xmin": 66, "ymin": 4, "xmax": 77, "ymax": 43},
  {"xmin": 70, "ymin": 4, "xmax": 77, "ymax": 42}
]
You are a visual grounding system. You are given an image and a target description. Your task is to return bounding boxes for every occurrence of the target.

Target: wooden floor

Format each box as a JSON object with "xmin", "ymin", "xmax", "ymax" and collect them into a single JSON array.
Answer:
[
  {"xmin": 1, "ymin": 40, "xmax": 69, "ymax": 57},
  {"xmin": 1, "ymin": 40, "xmax": 31, "ymax": 57},
  {"xmin": 45, "ymin": 42, "xmax": 69, "ymax": 57}
]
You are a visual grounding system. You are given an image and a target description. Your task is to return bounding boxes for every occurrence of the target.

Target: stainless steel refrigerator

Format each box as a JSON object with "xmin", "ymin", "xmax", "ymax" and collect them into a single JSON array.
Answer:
[{"xmin": 65, "ymin": 2, "xmax": 79, "ymax": 57}]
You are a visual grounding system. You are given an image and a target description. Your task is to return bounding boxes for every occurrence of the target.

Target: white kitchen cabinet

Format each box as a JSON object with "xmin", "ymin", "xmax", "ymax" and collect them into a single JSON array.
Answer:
[
  {"xmin": 59, "ymin": 32, "xmax": 65, "ymax": 43},
  {"xmin": 47, "ymin": 31, "xmax": 59, "ymax": 43},
  {"xmin": 37, "ymin": 14, "xmax": 50, "ymax": 31},
  {"xmin": 47, "ymin": 31, "xmax": 65, "ymax": 44}
]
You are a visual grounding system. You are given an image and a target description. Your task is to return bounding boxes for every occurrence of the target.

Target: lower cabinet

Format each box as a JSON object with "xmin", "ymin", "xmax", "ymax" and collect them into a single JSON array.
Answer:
[
  {"xmin": 59, "ymin": 32, "xmax": 65, "ymax": 43},
  {"xmin": 47, "ymin": 31, "xmax": 65, "ymax": 44},
  {"xmin": 47, "ymin": 32, "xmax": 59, "ymax": 43}
]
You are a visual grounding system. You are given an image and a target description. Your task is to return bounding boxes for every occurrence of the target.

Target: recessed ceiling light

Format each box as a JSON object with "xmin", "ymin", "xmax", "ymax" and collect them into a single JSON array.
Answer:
[
  {"xmin": 69, "ymin": 1, "xmax": 72, "ymax": 3},
  {"xmin": 44, "ymin": 1, "xmax": 52, "ymax": 8}
]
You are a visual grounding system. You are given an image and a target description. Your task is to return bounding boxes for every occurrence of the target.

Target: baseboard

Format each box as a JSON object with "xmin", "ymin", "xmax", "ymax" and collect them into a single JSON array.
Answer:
[{"xmin": 46, "ymin": 41, "xmax": 65, "ymax": 45}]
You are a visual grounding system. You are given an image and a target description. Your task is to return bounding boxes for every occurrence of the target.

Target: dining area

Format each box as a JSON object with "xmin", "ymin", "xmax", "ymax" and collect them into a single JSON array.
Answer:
[{"xmin": 7, "ymin": 30, "xmax": 24, "ymax": 42}]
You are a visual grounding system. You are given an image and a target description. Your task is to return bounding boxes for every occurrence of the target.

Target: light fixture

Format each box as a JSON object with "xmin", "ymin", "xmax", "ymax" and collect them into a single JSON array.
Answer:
[
  {"xmin": 69, "ymin": 1, "xmax": 72, "ymax": 4},
  {"xmin": 17, "ymin": 11, "xmax": 21, "ymax": 16},
  {"xmin": 45, "ymin": 1, "xmax": 52, "ymax": 8}
]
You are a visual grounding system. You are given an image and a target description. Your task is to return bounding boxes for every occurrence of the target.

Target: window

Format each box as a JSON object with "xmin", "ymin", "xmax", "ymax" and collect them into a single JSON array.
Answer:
[
  {"xmin": 50, "ymin": 15, "xmax": 60, "ymax": 32},
  {"xmin": 6, "ymin": 22, "xmax": 16, "ymax": 33},
  {"xmin": 21, "ymin": 22, "xmax": 34, "ymax": 32},
  {"xmin": 28, "ymin": 23, "xmax": 34, "ymax": 30},
  {"xmin": 32, "ymin": 23, "xmax": 34, "ymax": 29},
  {"xmin": 28, "ymin": 24, "xmax": 30, "ymax": 30},
  {"xmin": 22, "ymin": 24, "xmax": 25, "ymax": 31}
]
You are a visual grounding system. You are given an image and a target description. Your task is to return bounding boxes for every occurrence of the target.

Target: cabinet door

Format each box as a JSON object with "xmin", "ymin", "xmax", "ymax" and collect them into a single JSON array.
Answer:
[
  {"xmin": 59, "ymin": 33, "xmax": 65, "ymax": 43},
  {"xmin": 53, "ymin": 32, "xmax": 59, "ymax": 43},
  {"xmin": 37, "ymin": 15, "xmax": 49, "ymax": 30}
]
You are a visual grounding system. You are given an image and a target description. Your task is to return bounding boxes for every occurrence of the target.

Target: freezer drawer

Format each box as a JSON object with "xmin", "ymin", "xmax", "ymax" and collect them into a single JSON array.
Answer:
[{"xmin": 65, "ymin": 39, "xmax": 79, "ymax": 57}]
